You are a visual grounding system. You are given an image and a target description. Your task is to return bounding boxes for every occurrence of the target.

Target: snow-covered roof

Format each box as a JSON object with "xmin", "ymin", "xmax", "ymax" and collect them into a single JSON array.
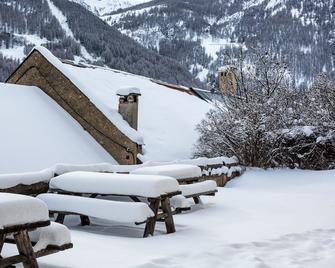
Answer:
[
  {"xmin": 0, "ymin": 83, "xmax": 117, "ymax": 173},
  {"xmin": 32, "ymin": 46, "xmax": 212, "ymax": 162},
  {"xmin": 116, "ymin": 87, "xmax": 141, "ymax": 96}
]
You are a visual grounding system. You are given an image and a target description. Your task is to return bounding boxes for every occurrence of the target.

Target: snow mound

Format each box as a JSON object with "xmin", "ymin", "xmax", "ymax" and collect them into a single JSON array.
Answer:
[{"xmin": 0, "ymin": 193, "xmax": 49, "ymax": 229}]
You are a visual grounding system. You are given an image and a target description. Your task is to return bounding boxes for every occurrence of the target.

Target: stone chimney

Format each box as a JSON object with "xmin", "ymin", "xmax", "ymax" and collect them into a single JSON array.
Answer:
[{"xmin": 116, "ymin": 87, "xmax": 141, "ymax": 130}]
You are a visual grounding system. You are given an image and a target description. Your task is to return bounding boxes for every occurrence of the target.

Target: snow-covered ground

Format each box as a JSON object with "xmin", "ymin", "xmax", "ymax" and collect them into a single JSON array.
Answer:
[{"xmin": 3, "ymin": 168, "xmax": 335, "ymax": 267}]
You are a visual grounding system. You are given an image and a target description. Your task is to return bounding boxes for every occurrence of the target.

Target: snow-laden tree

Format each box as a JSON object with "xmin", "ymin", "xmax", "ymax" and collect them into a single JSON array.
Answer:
[{"xmin": 194, "ymin": 50, "xmax": 335, "ymax": 169}]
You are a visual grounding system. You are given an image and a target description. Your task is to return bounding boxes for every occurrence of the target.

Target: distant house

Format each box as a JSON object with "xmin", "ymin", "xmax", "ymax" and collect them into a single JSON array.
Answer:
[{"xmin": 5, "ymin": 47, "xmax": 211, "ymax": 168}]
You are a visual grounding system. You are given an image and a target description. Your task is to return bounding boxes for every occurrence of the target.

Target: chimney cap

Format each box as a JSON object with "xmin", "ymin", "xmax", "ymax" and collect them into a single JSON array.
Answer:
[{"xmin": 116, "ymin": 87, "xmax": 141, "ymax": 97}]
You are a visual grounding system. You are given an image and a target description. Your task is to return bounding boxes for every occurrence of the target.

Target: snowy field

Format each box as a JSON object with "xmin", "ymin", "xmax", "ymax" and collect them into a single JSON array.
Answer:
[{"xmin": 3, "ymin": 168, "xmax": 335, "ymax": 267}]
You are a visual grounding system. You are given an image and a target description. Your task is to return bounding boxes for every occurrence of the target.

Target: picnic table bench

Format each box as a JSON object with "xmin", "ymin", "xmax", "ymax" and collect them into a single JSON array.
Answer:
[
  {"xmin": 39, "ymin": 172, "xmax": 184, "ymax": 237},
  {"xmin": 0, "ymin": 193, "xmax": 72, "ymax": 268},
  {"xmin": 130, "ymin": 164, "xmax": 218, "ymax": 204}
]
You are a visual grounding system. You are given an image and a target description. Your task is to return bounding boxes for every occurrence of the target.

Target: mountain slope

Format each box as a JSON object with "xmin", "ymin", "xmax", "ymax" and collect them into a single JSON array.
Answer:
[
  {"xmin": 0, "ymin": 0, "xmax": 201, "ymax": 87},
  {"xmin": 94, "ymin": 0, "xmax": 335, "ymax": 86},
  {"xmin": 70, "ymin": 0, "xmax": 152, "ymax": 16}
]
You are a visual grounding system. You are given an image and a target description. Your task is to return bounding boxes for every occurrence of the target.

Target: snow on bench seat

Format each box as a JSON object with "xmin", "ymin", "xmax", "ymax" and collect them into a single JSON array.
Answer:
[
  {"xmin": 50, "ymin": 171, "xmax": 180, "ymax": 198},
  {"xmin": 0, "ymin": 193, "xmax": 49, "ymax": 231},
  {"xmin": 179, "ymin": 181, "xmax": 217, "ymax": 197},
  {"xmin": 53, "ymin": 163, "xmax": 141, "ymax": 175},
  {"xmin": 37, "ymin": 193, "xmax": 154, "ymax": 223},
  {"xmin": 30, "ymin": 222, "xmax": 72, "ymax": 252},
  {"xmin": 0, "ymin": 169, "xmax": 54, "ymax": 189},
  {"xmin": 170, "ymin": 195, "xmax": 191, "ymax": 209},
  {"xmin": 130, "ymin": 164, "xmax": 202, "ymax": 180},
  {"xmin": 5, "ymin": 222, "xmax": 72, "ymax": 252}
]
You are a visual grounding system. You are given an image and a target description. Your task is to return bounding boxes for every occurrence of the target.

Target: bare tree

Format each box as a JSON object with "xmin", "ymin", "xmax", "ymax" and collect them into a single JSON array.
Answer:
[{"xmin": 194, "ymin": 50, "xmax": 335, "ymax": 169}]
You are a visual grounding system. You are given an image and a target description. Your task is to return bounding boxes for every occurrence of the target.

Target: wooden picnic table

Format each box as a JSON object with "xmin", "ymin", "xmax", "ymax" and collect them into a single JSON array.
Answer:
[{"xmin": 44, "ymin": 172, "xmax": 183, "ymax": 237}]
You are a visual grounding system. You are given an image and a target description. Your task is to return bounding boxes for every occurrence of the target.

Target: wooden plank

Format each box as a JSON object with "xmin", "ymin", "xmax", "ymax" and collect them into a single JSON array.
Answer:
[
  {"xmin": 160, "ymin": 197, "xmax": 176, "ymax": 234},
  {"xmin": 35, "ymin": 243, "xmax": 73, "ymax": 258},
  {"xmin": 183, "ymin": 190, "xmax": 218, "ymax": 199},
  {"xmin": 0, "ymin": 181, "xmax": 49, "ymax": 195},
  {"xmin": 129, "ymin": 196, "xmax": 142, "ymax": 202},
  {"xmin": 0, "ymin": 254, "xmax": 26, "ymax": 267},
  {"xmin": 14, "ymin": 230, "xmax": 38, "ymax": 268},
  {"xmin": 51, "ymin": 188, "xmax": 181, "ymax": 200},
  {"xmin": 0, "ymin": 221, "xmax": 50, "ymax": 235}
]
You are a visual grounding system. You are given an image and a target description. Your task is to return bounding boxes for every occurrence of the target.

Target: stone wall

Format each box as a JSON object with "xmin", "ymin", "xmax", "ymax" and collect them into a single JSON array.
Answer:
[{"xmin": 7, "ymin": 50, "xmax": 141, "ymax": 164}]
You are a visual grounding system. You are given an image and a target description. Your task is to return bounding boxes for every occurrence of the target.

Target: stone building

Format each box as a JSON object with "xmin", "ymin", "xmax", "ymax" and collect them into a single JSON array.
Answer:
[
  {"xmin": 5, "ymin": 46, "xmax": 211, "ymax": 165},
  {"xmin": 218, "ymin": 65, "xmax": 238, "ymax": 95}
]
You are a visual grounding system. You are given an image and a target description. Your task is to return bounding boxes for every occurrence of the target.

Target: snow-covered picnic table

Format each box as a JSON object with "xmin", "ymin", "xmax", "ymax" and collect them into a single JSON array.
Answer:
[
  {"xmin": 131, "ymin": 164, "xmax": 218, "ymax": 204},
  {"xmin": 0, "ymin": 193, "xmax": 72, "ymax": 268},
  {"xmin": 49, "ymin": 171, "xmax": 180, "ymax": 198},
  {"xmin": 130, "ymin": 164, "xmax": 202, "ymax": 180},
  {"xmin": 39, "ymin": 171, "xmax": 184, "ymax": 237}
]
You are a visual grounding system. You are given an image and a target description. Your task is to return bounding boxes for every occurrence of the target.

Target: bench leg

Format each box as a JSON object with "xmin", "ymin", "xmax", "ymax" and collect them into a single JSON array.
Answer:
[
  {"xmin": 0, "ymin": 234, "xmax": 4, "ymax": 260},
  {"xmin": 14, "ymin": 230, "xmax": 38, "ymax": 268},
  {"xmin": 55, "ymin": 213, "xmax": 65, "ymax": 224},
  {"xmin": 143, "ymin": 199, "xmax": 160, "ymax": 237},
  {"xmin": 161, "ymin": 197, "xmax": 176, "ymax": 234},
  {"xmin": 193, "ymin": 196, "xmax": 201, "ymax": 204},
  {"xmin": 80, "ymin": 216, "xmax": 90, "ymax": 226}
]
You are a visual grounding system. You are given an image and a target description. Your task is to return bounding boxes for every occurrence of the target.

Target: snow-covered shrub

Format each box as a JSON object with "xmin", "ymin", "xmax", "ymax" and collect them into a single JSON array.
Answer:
[
  {"xmin": 278, "ymin": 74, "xmax": 335, "ymax": 169},
  {"xmin": 194, "ymin": 51, "xmax": 335, "ymax": 169}
]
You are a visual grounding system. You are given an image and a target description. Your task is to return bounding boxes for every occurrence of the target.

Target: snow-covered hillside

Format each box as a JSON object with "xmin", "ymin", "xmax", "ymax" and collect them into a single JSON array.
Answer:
[
  {"xmin": 71, "ymin": 0, "xmax": 152, "ymax": 16},
  {"xmin": 0, "ymin": 0, "xmax": 200, "ymax": 87},
  {"xmin": 99, "ymin": 0, "xmax": 335, "ymax": 86}
]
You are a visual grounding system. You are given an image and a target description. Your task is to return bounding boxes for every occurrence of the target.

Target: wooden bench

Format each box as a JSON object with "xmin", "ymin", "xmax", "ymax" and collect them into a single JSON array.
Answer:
[
  {"xmin": 130, "ymin": 165, "xmax": 218, "ymax": 204},
  {"xmin": 38, "ymin": 193, "xmax": 158, "ymax": 237},
  {"xmin": 0, "ymin": 193, "xmax": 72, "ymax": 268},
  {"xmin": 180, "ymin": 180, "xmax": 218, "ymax": 204},
  {"xmin": 41, "ymin": 172, "xmax": 183, "ymax": 237}
]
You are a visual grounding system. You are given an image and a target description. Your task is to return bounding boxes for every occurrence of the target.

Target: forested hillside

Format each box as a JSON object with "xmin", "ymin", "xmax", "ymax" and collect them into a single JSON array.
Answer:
[
  {"xmin": 96, "ymin": 0, "xmax": 335, "ymax": 86},
  {"xmin": 0, "ymin": 0, "xmax": 200, "ymax": 87}
]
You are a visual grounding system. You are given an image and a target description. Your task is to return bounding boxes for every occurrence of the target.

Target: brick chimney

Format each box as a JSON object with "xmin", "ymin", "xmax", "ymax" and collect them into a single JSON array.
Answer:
[{"xmin": 116, "ymin": 87, "xmax": 141, "ymax": 130}]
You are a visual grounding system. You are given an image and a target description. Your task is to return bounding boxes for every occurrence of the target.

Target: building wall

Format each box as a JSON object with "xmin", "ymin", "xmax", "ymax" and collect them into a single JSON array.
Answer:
[
  {"xmin": 218, "ymin": 69, "xmax": 238, "ymax": 95},
  {"xmin": 7, "ymin": 50, "xmax": 141, "ymax": 164}
]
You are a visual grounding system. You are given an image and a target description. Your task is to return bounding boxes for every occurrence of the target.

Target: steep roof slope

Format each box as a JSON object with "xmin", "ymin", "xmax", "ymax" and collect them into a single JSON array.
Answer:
[
  {"xmin": 0, "ymin": 83, "xmax": 117, "ymax": 173},
  {"xmin": 33, "ymin": 47, "xmax": 212, "ymax": 162}
]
